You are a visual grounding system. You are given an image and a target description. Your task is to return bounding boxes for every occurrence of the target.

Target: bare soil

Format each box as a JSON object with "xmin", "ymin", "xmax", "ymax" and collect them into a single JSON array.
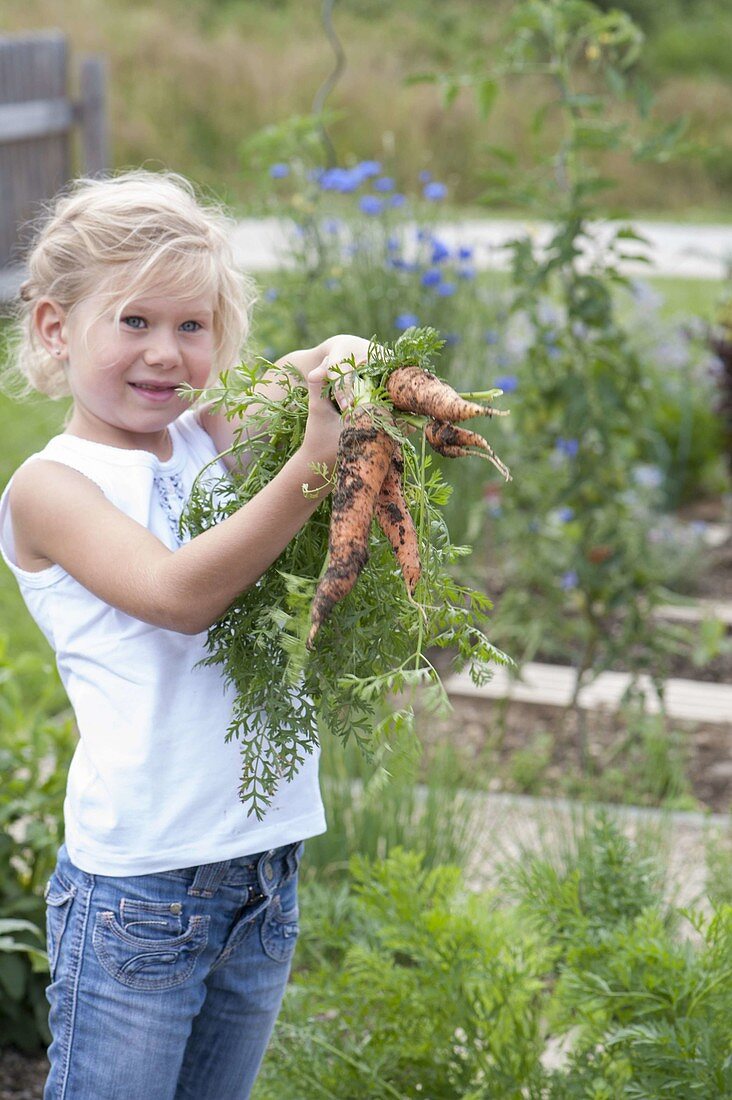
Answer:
[
  {"xmin": 0, "ymin": 1048, "xmax": 47, "ymax": 1100},
  {"xmin": 418, "ymin": 692, "xmax": 731, "ymax": 814}
]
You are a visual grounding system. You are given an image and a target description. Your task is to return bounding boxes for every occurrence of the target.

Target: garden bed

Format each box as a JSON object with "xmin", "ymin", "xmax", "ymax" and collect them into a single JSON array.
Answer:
[{"xmin": 417, "ymin": 692, "xmax": 731, "ymax": 815}]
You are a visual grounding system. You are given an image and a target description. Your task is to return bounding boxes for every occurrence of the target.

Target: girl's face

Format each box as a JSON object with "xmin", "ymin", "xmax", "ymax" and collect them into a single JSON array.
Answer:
[{"xmin": 55, "ymin": 288, "xmax": 216, "ymax": 450}]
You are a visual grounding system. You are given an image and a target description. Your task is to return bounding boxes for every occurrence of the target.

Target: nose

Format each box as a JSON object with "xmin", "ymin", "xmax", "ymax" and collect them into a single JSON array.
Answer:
[{"xmin": 142, "ymin": 328, "xmax": 181, "ymax": 369}]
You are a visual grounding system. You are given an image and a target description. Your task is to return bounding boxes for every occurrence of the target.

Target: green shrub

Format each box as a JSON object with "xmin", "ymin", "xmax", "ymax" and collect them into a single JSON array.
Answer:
[
  {"xmin": 255, "ymin": 848, "xmax": 551, "ymax": 1099},
  {"xmin": 256, "ymin": 816, "xmax": 731, "ymax": 1097},
  {"xmin": 550, "ymin": 905, "xmax": 732, "ymax": 1098},
  {"xmin": 0, "ymin": 636, "xmax": 76, "ymax": 1052}
]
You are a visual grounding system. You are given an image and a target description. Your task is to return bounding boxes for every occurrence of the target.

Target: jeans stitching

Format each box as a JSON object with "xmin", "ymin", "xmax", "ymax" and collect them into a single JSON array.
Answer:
[{"xmin": 57, "ymin": 871, "xmax": 94, "ymax": 1100}]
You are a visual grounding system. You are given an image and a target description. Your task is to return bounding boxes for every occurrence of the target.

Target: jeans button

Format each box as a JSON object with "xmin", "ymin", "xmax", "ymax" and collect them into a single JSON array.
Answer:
[{"xmin": 169, "ymin": 902, "xmax": 182, "ymax": 915}]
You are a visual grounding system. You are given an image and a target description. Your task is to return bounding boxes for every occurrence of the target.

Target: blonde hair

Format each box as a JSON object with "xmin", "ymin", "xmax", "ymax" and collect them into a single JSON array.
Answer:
[{"xmin": 3, "ymin": 169, "xmax": 256, "ymax": 399}]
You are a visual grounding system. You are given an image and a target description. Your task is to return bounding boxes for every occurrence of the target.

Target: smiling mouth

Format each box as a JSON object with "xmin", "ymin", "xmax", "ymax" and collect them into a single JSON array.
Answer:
[{"xmin": 130, "ymin": 382, "xmax": 178, "ymax": 392}]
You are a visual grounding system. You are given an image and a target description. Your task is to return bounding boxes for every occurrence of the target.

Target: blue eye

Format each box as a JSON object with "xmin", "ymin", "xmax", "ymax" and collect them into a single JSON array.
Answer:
[
  {"xmin": 181, "ymin": 320, "xmax": 202, "ymax": 333},
  {"xmin": 122, "ymin": 315, "xmax": 146, "ymax": 329}
]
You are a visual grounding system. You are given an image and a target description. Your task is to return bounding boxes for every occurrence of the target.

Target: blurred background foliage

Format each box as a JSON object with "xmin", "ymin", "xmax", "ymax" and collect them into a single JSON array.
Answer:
[{"xmin": 3, "ymin": 0, "xmax": 732, "ymax": 216}]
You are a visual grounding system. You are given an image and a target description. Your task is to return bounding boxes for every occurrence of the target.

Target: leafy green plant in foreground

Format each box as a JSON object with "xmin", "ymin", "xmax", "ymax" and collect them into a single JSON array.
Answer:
[
  {"xmin": 254, "ymin": 819, "xmax": 732, "ymax": 1099},
  {"xmin": 181, "ymin": 327, "xmax": 514, "ymax": 818},
  {"xmin": 255, "ymin": 848, "xmax": 551, "ymax": 1100}
]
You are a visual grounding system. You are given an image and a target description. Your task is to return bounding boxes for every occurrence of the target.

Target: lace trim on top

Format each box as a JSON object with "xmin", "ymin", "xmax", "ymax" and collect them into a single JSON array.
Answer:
[{"xmin": 154, "ymin": 473, "xmax": 188, "ymax": 546}]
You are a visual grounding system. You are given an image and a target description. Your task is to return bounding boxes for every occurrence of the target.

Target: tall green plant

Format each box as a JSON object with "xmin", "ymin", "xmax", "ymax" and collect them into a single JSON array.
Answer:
[{"xmin": 437, "ymin": 0, "xmax": 704, "ymax": 766}]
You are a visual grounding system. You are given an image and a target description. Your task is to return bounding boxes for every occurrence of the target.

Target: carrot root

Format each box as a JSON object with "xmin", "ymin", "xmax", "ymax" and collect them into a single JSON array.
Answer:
[
  {"xmin": 387, "ymin": 365, "xmax": 506, "ymax": 422},
  {"xmin": 374, "ymin": 444, "xmax": 421, "ymax": 596},
  {"xmin": 307, "ymin": 405, "xmax": 395, "ymax": 649},
  {"xmin": 425, "ymin": 419, "xmax": 512, "ymax": 482}
]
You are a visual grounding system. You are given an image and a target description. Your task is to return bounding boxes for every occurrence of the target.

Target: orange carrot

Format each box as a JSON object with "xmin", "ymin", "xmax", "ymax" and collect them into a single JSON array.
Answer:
[
  {"xmin": 374, "ymin": 444, "xmax": 421, "ymax": 596},
  {"xmin": 387, "ymin": 365, "xmax": 508, "ymax": 422},
  {"xmin": 425, "ymin": 419, "xmax": 512, "ymax": 481},
  {"xmin": 307, "ymin": 406, "xmax": 395, "ymax": 649}
]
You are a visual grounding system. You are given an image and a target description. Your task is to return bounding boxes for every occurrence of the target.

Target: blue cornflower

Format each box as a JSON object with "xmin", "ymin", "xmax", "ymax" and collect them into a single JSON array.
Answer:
[
  {"xmin": 356, "ymin": 159, "xmax": 382, "ymax": 179},
  {"xmin": 395, "ymin": 312, "xmax": 420, "ymax": 330},
  {"xmin": 493, "ymin": 375, "xmax": 518, "ymax": 393},
  {"xmin": 423, "ymin": 181, "xmax": 448, "ymax": 201},
  {"xmin": 269, "ymin": 163, "xmax": 289, "ymax": 179},
  {"xmin": 322, "ymin": 218, "xmax": 341, "ymax": 234},
  {"xmin": 421, "ymin": 268, "xmax": 442, "ymax": 287},
  {"xmin": 437, "ymin": 281, "xmax": 456, "ymax": 297},
  {"xmin": 555, "ymin": 437, "xmax": 579, "ymax": 458},
  {"xmin": 263, "ymin": 288, "xmax": 278, "ymax": 302},
  {"xmin": 390, "ymin": 193, "xmax": 407, "ymax": 208},
  {"xmin": 374, "ymin": 177, "xmax": 395, "ymax": 192},
  {"xmin": 558, "ymin": 507, "xmax": 575, "ymax": 523},
  {"xmin": 458, "ymin": 246, "xmax": 474, "ymax": 260},
  {"xmin": 484, "ymin": 329, "xmax": 499, "ymax": 345},
  {"xmin": 359, "ymin": 195, "xmax": 383, "ymax": 215},
  {"xmin": 431, "ymin": 238, "xmax": 450, "ymax": 263},
  {"xmin": 386, "ymin": 235, "xmax": 400, "ymax": 252},
  {"xmin": 419, "ymin": 170, "xmax": 433, "ymax": 183},
  {"xmin": 319, "ymin": 167, "xmax": 360, "ymax": 193},
  {"xmin": 560, "ymin": 571, "xmax": 579, "ymax": 590}
]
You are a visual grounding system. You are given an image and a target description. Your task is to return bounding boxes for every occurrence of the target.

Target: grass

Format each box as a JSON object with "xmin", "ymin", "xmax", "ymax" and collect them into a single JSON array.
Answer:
[{"xmin": 0, "ymin": 367, "xmax": 69, "ymax": 658}]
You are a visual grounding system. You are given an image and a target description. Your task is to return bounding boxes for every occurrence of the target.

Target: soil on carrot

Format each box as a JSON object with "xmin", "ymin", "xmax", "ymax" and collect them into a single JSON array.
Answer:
[{"xmin": 416, "ymin": 693, "xmax": 731, "ymax": 816}]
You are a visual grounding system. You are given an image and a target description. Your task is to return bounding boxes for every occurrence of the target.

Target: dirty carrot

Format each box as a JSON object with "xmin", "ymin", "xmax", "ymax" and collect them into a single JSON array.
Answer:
[
  {"xmin": 386, "ymin": 364, "xmax": 509, "ymax": 423},
  {"xmin": 425, "ymin": 419, "xmax": 512, "ymax": 482},
  {"xmin": 374, "ymin": 443, "xmax": 421, "ymax": 597},
  {"xmin": 307, "ymin": 405, "xmax": 395, "ymax": 649}
]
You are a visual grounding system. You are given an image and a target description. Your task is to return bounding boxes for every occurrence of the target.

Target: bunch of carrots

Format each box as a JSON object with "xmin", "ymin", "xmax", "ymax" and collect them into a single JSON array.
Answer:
[
  {"xmin": 182, "ymin": 326, "xmax": 515, "ymax": 818},
  {"xmin": 308, "ymin": 359, "xmax": 511, "ymax": 648}
]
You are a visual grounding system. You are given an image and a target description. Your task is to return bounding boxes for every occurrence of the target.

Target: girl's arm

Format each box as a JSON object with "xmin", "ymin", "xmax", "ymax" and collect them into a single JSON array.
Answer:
[
  {"xmin": 8, "ymin": 365, "xmax": 343, "ymax": 636},
  {"xmin": 197, "ymin": 334, "xmax": 371, "ymax": 470}
]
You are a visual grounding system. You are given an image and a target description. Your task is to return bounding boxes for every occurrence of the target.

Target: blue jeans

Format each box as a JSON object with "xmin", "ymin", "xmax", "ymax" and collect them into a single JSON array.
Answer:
[{"xmin": 43, "ymin": 840, "xmax": 303, "ymax": 1099}]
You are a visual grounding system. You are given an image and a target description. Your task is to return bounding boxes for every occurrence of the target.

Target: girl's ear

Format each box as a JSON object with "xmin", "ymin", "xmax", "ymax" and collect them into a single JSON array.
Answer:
[{"xmin": 34, "ymin": 299, "xmax": 69, "ymax": 361}]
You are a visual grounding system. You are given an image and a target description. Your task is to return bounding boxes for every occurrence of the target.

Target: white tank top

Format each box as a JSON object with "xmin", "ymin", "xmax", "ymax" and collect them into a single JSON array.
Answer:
[{"xmin": 0, "ymin": 409, "xmax": 326, "ymax": 875}]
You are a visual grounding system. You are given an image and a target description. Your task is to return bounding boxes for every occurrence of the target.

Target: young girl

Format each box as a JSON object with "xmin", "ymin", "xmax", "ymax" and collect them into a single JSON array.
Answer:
[{"xmin": 0, "ymin": 170, "xmax": 371, "ymax": 1099}]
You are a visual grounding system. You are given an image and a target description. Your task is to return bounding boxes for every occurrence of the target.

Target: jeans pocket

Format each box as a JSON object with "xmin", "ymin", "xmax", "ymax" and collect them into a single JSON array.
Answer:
[
  {"xmin": 92, "ymin": 908, "xmax": 210, "ymax": 992},
  {"xmin": 260, "ymin": 892, "xmax": 300, "ymax": 964},
  {"xmin": 44, "ymin": 871, "xmax": 76, "ymax": 981}
]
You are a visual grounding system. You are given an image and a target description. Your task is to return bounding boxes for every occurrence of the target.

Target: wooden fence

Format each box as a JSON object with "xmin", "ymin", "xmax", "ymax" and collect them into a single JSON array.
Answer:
[{"xmin": 0, "ymin": 30, "xmax": 108, "ymax": 305}]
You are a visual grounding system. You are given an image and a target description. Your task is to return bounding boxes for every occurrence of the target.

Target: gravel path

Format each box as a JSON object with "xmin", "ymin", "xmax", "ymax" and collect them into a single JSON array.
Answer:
[{"xmin": 229, "ymin": 216, "xmax": 732, "ymax": 279}]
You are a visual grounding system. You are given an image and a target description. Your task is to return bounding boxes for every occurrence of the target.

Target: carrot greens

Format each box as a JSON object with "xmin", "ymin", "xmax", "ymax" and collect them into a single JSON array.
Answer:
[{"xmin": 180, "ymin": 327, "xmax": 514, "ymax": 819}]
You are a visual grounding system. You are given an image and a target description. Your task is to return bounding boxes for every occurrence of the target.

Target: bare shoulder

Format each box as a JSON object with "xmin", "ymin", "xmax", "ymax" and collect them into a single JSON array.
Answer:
[{"xmin": 9, "ymin": 459, "xmax": 105, "ymax": 572}]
